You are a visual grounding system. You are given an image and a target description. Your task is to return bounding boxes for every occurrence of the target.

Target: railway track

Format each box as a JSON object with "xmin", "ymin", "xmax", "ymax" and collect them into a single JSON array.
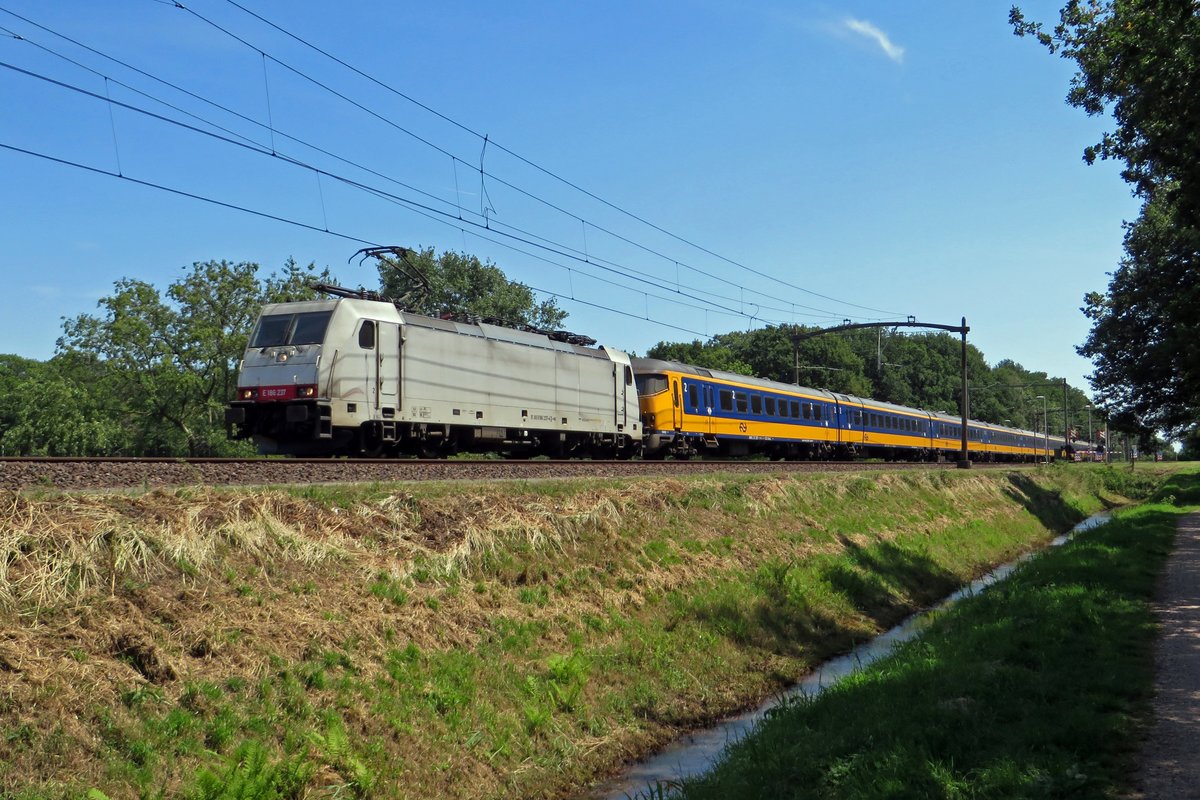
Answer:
[{"xmin": 0, "ymin": 456, "xmax": 1029, "ymax": 492}]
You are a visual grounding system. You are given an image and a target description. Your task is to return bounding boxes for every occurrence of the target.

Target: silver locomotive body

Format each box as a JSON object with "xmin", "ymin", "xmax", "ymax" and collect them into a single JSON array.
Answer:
[{"xmin": 226, "ymin": 297, "xmax": 641, "ymax": 457}]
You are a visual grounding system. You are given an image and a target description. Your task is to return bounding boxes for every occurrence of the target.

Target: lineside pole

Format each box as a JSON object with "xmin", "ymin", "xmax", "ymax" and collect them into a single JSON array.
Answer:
[
  {"xmin": 959, "ymin": 316, "xmax": 970, "ymax": 469},
  {"xmin": 1063, "ymin": 378, "xmax": 1069, "ymax": 458},
  {"xmin": 790, "ymin": 316, "xmax": 972, "ymax": 468}
]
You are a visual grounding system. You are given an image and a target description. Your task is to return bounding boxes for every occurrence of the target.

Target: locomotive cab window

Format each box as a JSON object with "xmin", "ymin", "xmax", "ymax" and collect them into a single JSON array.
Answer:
[
  {"xmin": 625, "ymin": 365, "xmax": 633, "ymax": 385},
  {"xmin": 634, "ymin": 374, "xmax": 668, "ymax": 396},
  {"xmin": 250, "ymin": 310, "xmax": 333, "ymax": 348},
  {"xmin": 358, "ymin": 320, "xmax": 376, "ymax": 349}
]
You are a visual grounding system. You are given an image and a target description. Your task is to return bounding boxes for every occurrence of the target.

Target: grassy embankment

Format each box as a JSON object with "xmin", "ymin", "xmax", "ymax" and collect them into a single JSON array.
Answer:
[
  {"xmin": 670, "ymin": 466, "xmax": 1200, "ymax": 800},
  {"xmin": 0, "ymin": 464, "xmax": 1165, "ymax": 799}
]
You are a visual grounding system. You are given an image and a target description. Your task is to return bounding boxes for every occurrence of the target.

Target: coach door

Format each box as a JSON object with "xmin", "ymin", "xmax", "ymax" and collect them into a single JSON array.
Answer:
[{"xmin": 671, "ymin": 378, "xmax": 683, "ymax": 430}]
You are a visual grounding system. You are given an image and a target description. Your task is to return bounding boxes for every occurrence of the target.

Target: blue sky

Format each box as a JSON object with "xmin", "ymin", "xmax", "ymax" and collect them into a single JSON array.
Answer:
[{"xmin": 0, "ymin": 1, "xmax": 1138, "ymax": 393}]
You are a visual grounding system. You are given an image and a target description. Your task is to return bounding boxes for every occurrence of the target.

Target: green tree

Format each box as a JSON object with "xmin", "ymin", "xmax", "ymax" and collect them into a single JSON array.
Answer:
[
  {"xmin": 1077, "ymin": 197, "xmax": 1200, "ymax": 433},
  {"xmin": 1179, "ymin": 428, "xmax": 1200, "ymax": 460},
  {"xmin": 377, "ymin": 247, "xmax": 567, "ymax": 330},
  {"xmin": 57, "ymin": 259, "xmax": 329, "ymax": 456},
  {"xmin": 645, "ymin": 339, "xmax": 754, "ymax": 376},
  {"xmin": 0, "ymin": 354, "xmax": 123, "ymax": 456},
  {"xmin": 1011, "ymin": 2, "xmax": 1200, "ymax": 220},
  {"xmin": 1012, "ymin": 2, "xmax": 1200, "ymax": 436}
]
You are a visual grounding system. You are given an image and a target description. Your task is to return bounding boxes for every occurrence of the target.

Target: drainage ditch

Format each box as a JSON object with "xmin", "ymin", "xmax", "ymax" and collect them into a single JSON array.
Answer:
[{"xmin": 592, "ymin": 513, "xmax": 1113, "ymax": 800}]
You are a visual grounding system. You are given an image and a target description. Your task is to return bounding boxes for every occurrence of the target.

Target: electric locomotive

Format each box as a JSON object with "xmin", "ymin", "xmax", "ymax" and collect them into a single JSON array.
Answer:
[{"xmin": 225, "ymin": 294, "xmax": 641, "ymax": 458}]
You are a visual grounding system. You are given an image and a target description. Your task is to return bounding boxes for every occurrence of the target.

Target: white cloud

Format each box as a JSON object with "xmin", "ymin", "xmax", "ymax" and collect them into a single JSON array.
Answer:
[{"xmin": 844, "ymin": 18, "xmax": 905, "ymax": 63}]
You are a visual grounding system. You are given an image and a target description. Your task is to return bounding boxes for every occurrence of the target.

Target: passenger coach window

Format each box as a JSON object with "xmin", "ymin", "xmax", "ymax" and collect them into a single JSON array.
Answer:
[
  {"xmin": 791, "ymin": 401, "xmax": 800, "ymax": 418},
  {"xmin": 766, "ymin": 397, "xmax": 776, "ymax": 416},
  {"xmin": 814, "ymin": 405, "xmax": 823, "ymax": 421},
  {"xmin": 751, "ymin": 395, "xmax": 762, "ymax": 414},
  {"xmin": 736, "ymin": 393, "xmax": 748, "ymax": 413},
  {"xmin": 688, "ymin": 385, "xmax": 698, "ymax": 408},
  {"xmin": 359, "ymin": 320, "xmax": 376, "ymax": 349},
  {"xmin": 803, "ymin": 403, "xmax": 812, "ymax": 420},
  {"xmin": 720, "ymin": 390, "xmax": 733, "ymax": 411}
]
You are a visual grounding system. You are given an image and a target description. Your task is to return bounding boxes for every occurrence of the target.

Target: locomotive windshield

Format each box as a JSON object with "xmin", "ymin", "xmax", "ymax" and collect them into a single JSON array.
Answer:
[
  {"xmin": 250, "ymin": 311, "xmax": 333, "ymax": 348},
  {"xmin": 634, "ymin": 373, "xmax": 668, "ymax": 396}
]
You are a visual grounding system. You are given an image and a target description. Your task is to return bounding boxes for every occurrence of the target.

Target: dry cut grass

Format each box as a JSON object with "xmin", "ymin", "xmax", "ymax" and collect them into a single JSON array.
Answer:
[{"xmin": 0, "ymin": 467, "xmax": 1154, "ymax": 800}]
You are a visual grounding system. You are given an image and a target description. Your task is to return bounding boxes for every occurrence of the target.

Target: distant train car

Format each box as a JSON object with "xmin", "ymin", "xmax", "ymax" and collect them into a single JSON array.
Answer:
[
  {"xmin": 843, "ymin": 397, "xmax": 935, "ymax": 460},
  {"xmin": 225, "ymin": 297, "xmax": 641, "ymax": 457},
  {"xmin": 632, "ymin": 357, "xmax": 1059, "ymax": 463}
]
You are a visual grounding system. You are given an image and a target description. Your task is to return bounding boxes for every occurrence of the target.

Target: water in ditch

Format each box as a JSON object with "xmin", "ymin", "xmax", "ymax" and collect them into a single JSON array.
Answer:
[{"xmin": 591, "ymin": 513, "xmax": 1113, "ymax": 800}]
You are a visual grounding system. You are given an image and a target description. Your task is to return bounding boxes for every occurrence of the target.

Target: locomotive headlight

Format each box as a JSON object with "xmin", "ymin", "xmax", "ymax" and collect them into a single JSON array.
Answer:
[
  {"xmin": 240, "ymin": 388, "xmax": 256, "ymax": 400},
  {"xmin": 297, "ymin": 384, "xmax": 317, "ymax": 398}
]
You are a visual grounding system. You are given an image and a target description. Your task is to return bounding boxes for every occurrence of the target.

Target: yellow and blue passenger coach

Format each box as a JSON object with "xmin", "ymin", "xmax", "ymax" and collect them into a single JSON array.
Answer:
[{"xmin": 631, "ymin": 358, "xmax": 1061, "ymax": 462}]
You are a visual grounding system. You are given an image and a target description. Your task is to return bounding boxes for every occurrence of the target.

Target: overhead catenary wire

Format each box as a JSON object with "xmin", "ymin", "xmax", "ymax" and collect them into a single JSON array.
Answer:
[
  {"xmin": 0, "ymin": 3, "xmax": 894, "ymax": 324},
  {"xmin": 0, "ymin": 4, "xmax": 902, "ymax": 338},
  {"xmin": 0, "ymin": 65, "xmax": 782, "ymax": 328},
  {"xmin": 215, "ymin": 0, "xmax": 904, "ymax": 316},
  {"xmin": 0, "ymin": 20, "xmax": 825, "ymax": 320},
  {"xmin": 0, "ymin": 139, "xmax": 723, "ymax": 341},
  {"xmin": 0, "ymin": 14, "xmax": 473, "ymax": 217},
  {"xmin": 169, "ymin": 0, "xmax": 906, "ymax": 319},
  {"xmin": 0, "ymin": 54, "xmax": 842, "ymax": 326}
]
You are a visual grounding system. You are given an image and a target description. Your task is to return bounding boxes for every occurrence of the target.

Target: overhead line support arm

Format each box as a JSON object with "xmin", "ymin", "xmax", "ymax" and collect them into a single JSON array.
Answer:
[{"xmin": 790, "ymin": 317, "xmax": 972, "ymax": 469}]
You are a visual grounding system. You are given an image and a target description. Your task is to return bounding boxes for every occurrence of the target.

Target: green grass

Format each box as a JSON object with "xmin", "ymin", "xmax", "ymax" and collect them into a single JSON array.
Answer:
[
  {"xmin": 669, "ymin": 475, "xmax": 1195, "ymax": 800},
  {"xmin": 0, "ymin": 465, "xmax": 1179, "ymax": 800}
]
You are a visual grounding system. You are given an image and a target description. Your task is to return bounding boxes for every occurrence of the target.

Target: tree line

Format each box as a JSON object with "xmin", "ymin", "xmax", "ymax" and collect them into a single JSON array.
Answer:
[
  {"xmin": 5, "ymin": 3, "xmax": 1195, "ymax": 459},
  {"xmin": 0, "ymin": 246, "xmax": 1117, "ymax": 458},
  {"xmin": 1012, "ymin": 1, "xmax": 1200, "ymax": 456}
]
